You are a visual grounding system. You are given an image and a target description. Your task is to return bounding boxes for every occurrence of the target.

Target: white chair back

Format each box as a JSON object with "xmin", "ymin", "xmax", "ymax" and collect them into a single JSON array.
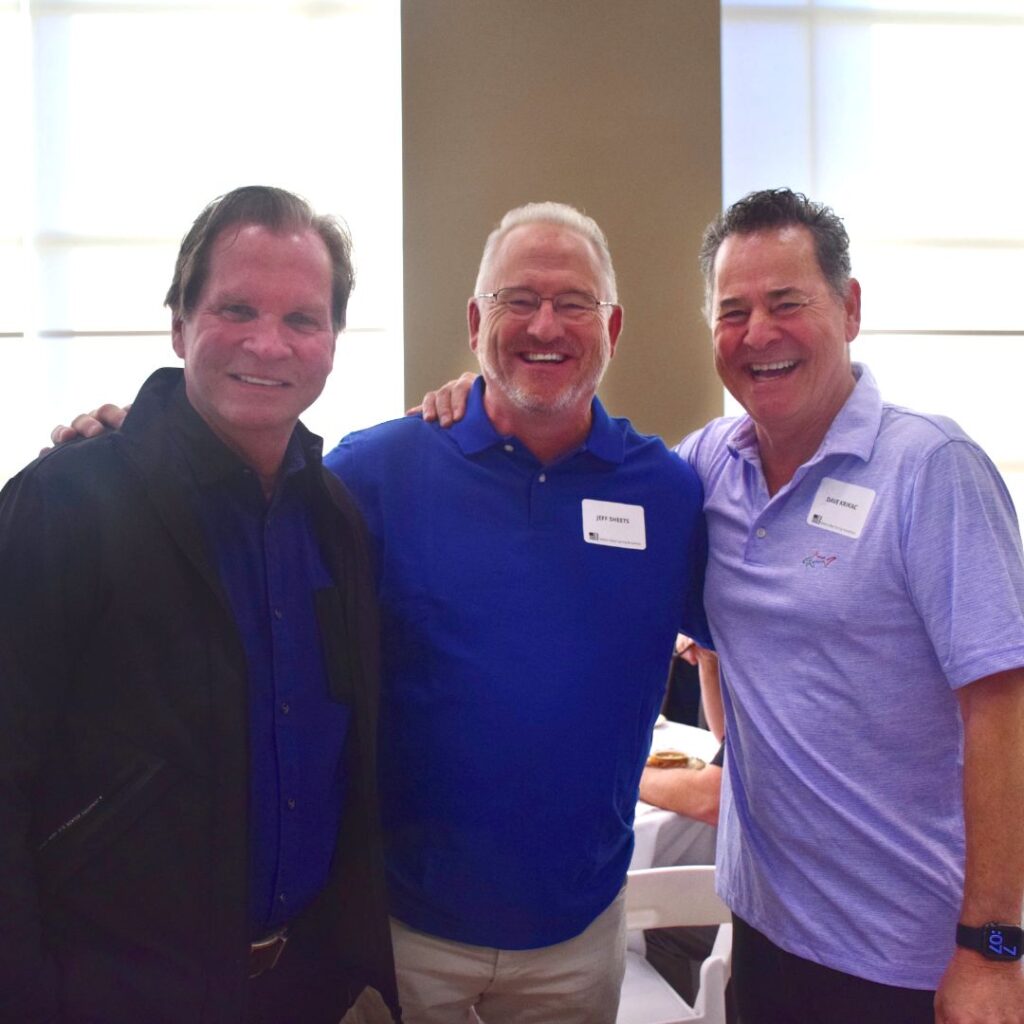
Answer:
[{"xmin": 615, "ymin": 865, "xmax": 732, "ymax": 1024}]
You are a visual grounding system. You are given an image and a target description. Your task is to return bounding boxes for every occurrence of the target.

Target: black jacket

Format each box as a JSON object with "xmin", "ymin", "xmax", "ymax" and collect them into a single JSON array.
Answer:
[{"xmin": 0, "ymin": 369, "xmax": 399, "ymax": 1023}]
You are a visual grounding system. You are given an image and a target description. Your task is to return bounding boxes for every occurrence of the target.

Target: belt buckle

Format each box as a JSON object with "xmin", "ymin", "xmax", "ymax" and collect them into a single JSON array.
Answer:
[{"xmin": 249, "ymin": 929, "xmax": 288, "ymax": 979}]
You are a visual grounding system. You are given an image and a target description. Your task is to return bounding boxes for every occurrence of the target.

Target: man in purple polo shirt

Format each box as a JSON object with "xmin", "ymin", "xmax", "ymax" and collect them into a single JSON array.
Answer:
[{"xmin": 679, "ymin": 188, "xmax": 1024, "ymax": 1024}]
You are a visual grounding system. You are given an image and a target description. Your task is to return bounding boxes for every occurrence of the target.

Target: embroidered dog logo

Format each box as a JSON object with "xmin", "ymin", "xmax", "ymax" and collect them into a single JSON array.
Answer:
[{"xmin": 802, "ymin": 550, "xmax": 837, "ymax": 569}]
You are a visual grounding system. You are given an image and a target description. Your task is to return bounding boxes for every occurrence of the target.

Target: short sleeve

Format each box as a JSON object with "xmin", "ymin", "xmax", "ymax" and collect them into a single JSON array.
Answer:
[{"xmin": 902, "ymin": 439, "xmax": 1024, "ymax": 688}]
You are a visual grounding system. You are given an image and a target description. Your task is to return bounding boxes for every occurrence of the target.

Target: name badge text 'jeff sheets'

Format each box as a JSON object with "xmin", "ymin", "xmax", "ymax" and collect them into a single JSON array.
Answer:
[{"xmin": 582, "ymin": 499, "xmax": 646, "ymax": 550}]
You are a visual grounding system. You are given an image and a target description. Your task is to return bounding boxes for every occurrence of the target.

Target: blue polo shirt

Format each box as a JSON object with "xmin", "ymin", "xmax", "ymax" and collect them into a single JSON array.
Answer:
[
  {"xmin": 325, "ymin": 379, "xmax": 709, "ymax": 948},
  {"xmin": 677, "ymin": 364, "xmax": 1024, "ymax": 988},
  {"xmin": 185, "ymin": 413, "xmax": 352, "ymax": 937}
]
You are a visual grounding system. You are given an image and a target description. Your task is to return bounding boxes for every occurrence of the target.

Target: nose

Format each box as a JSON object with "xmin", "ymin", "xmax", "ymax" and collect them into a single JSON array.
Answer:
[
  {"xmin": 243, "ymin": 316, "xmax": 291, "ymax": 359},
  {"xmin": 742, "ymin": 306, "xmax": 779, "ymax": 351},
  {"xmin": 525, "ymin": 298, "xmax": 563, "ymax": 343}
]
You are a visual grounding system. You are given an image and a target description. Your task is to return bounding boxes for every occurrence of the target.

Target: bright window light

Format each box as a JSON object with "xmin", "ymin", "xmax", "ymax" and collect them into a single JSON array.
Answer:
[
  {"xmin": 2, "ymin": 0, "xmax": 402, "ymax": 485},
  {"xmin": 721, "ymin": 0, "xmax": 1024, "ymax": 512}
]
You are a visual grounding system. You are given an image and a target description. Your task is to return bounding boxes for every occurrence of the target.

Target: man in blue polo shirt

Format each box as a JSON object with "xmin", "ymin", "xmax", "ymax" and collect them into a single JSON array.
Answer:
[{"xmin": 326, "ymin": 203, "xmax": 710, "ymax": 1023}]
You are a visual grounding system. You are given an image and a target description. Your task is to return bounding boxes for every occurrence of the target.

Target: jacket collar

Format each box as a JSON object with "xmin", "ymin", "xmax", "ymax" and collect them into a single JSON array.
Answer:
[
  {"xmin": 116, "ymin": 367, "xmax": 327, "ymax": 601},
  {"xmin": 122, "ymin": 367, "xmax": 324, "ymax": 491}
]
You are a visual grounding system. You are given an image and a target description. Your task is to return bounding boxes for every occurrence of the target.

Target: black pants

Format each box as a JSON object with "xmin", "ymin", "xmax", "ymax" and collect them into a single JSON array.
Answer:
[{"xmin": 732, "ymin": 914, "xmax": 935, "ymax": 1024}]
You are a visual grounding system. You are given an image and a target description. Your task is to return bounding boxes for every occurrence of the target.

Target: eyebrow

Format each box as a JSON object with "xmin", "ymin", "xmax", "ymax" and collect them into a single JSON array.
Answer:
[
  {"xmin": 716, "ymin": 285, "xmax": 808, "ymax": 311},
  {"xmin": 209, "ymin": 291, "xmax": 330, "ymax": 317},
  {"xmin": 207, "ymin": 291, "xmax": 250, "ymax": 306}
]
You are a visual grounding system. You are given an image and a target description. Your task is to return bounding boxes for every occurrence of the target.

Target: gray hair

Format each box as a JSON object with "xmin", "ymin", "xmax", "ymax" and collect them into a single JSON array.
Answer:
[
  {"xmin": 474, "ymin": 201, "xmax": 618, "ymax": 302},
  {"xmin": 698, "ymin": 188, "xmax": 852, "ymax": 321}
]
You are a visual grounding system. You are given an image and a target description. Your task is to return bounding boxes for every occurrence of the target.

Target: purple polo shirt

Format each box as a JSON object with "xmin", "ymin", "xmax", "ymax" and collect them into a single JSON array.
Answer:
[{"xmin": 676, "ymin": 363, "xmax": 1024, "ymax": 988}]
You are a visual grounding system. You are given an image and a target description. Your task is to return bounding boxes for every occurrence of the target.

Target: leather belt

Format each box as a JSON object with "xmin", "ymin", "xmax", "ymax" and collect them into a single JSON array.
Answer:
[{"xmin": 249, "ymin": 929, "xmax": 288, "ymax": 979}]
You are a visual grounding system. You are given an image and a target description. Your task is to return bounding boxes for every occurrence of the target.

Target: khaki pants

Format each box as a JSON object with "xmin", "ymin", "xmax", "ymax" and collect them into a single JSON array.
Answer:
[{"xmin": 390, "ymin": 888, "xmax": 626, "ymax": 1024}]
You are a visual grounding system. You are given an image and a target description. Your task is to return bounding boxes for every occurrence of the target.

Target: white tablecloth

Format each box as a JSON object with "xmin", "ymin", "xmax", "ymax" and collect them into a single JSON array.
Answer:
[{"xmin": 630, "ymin": 721, "xmax": 720, "ymax": 870}]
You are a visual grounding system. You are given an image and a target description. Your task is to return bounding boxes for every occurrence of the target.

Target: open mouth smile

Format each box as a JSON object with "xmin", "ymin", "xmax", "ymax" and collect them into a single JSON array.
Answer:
[
  {"xmin": 232, "ymin": 374, "xmax": 288, "ymax": 387},
  {"xmin": 520, "ymin": 352, "xmax": 567, "ymax": 363},
  {"xmin": 749, "ymin": 359, "xmax": 797, "ymax": 380}
]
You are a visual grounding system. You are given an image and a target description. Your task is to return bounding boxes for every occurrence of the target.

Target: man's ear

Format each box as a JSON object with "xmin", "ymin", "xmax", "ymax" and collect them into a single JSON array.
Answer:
[
  {"xmin": 607, "ymin": 304, "xmax": 624, "ymax": 359},
  {"xmin": 467, "ymin": 298, "xmax": 481, "ymax": 354},
  {"xmin": 171, "ymin": 316, "xmax": 185, "ymax": 359},
  {"xmin": 844, "ymin": 279, "xmax": 862, "ymax": 343}
]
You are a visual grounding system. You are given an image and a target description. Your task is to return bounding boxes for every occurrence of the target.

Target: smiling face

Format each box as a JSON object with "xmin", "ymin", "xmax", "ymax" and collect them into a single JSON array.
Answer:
[
  {"xmin": 468, "ymin": 223, "xmax": 622, "ymax": 436},
  {"xmin": 171, "ymin": 223, "xmax": 336, "ymax": 470},
  {"xmin": 710, "ymin": 225, "xmax": 861, "ymax": 452}
]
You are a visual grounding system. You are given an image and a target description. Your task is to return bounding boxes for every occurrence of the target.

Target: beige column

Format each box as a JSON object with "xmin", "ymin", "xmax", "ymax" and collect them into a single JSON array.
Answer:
[{"xmin": 401, "ymin": 0, "xmax": 723, "ymax": 443}]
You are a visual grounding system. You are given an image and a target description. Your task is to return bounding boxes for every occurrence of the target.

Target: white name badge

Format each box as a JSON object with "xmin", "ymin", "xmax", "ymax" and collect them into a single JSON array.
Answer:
[
  {"xmin": 807, "ymin": 477, "xmax": 876, "ymax": 539},
  {"xmin": 582, "ymin": 499, "xmax": 647, "ymax": 550}
]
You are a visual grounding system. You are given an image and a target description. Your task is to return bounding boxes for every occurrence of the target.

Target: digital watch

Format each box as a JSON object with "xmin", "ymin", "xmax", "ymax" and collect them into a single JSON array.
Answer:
[{"xmin": 955, "ymin": 922, "xmax": 1023, "ymax": 962}]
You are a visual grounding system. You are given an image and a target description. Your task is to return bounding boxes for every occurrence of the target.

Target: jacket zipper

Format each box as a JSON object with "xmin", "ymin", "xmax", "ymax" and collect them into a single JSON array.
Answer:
[{"xmin": 37, "ymin": 794, "xmax": 104, "ymax": 852}]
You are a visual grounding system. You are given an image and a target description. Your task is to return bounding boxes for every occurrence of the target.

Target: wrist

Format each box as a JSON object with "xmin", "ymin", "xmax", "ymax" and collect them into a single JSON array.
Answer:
[{"xmin": 956, "ymin": 921, "xmax": 1023, "ymax": 962}]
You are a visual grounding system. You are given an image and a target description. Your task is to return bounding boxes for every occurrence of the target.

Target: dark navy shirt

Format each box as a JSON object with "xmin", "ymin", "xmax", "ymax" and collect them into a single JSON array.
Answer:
[{"xmin": 186, "ymin": 418, "xmax": 351, "ymax": 936}]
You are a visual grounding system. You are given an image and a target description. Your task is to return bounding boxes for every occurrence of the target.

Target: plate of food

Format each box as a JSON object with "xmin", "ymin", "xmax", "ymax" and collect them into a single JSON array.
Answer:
[{"xmin": 646, "ymin": 749, "xmax": 706, "ymax": 770}]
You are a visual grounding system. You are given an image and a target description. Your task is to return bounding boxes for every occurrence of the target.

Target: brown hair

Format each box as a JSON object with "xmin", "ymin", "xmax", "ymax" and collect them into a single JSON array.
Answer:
[{"xmin": 165, "ymin": 185, "xmax": 354, "ymax": 333}]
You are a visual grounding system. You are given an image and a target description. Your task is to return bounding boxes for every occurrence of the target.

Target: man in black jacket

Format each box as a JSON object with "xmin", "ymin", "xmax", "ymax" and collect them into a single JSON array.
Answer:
[{"xmin": 0, "ymin": 186, "xmax": 399, "ymax": 1023}]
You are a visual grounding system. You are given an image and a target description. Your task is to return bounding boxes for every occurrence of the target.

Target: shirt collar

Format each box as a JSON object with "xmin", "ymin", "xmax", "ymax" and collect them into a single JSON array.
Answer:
[
  {"xmin": 725, "ymin": 362, "xmax": 883, "ymax": 468},
  {"xmin": 448, "ymin": 377, "xmax": 625, "ymax": 465}
]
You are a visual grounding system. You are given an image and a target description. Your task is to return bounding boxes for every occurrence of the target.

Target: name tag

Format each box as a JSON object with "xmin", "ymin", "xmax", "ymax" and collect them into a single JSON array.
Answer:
[
  {"xmin": 807, "ymin": 477, "xmax": 876, "ymax": 539},
  {"xmin": 582, "ymin": 499, "xmax": 646, "ymax": 550}
]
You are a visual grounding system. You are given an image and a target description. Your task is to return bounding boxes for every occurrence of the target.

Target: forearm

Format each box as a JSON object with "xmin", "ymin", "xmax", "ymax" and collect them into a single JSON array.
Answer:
[
  {"xmin": 935, "ymin": 667, "xmax": 1024, "ymax": 1023},
  {"xmin": 697, "ymin": 649, "xmax": 725, "ymax": 741},
  {"xmin": 638, "ymin": 765, "xmax": 721, "ymax": 826},
  {"xmin": 959, "ymin": 668, "xmax": 1024, "ymax": 923}
]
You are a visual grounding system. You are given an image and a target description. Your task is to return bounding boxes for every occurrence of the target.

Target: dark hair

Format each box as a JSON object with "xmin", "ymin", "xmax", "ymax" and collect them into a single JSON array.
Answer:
[
  {"xmin": 165, "ymin": 185, "xmax": 354, "ymax": 333},
  {"xmin": 698, "ymin": 188, "xmax": 851, "ymax": 317}
]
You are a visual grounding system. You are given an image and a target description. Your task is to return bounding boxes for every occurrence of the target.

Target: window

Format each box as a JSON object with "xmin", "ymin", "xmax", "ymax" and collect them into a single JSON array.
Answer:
[
  {"xmin": 1, "ymin": 0, "xmax": 402, "ymax": 484},
  {"xmin": 721, "ymin": 0, "xmax": 1024, "ymax": 510}
]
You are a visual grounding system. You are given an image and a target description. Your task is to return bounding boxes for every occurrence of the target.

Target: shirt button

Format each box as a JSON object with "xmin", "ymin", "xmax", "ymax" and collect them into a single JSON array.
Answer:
[
  {"xmin": 273, "ymin": 608, "xmax": 283, "ymax": 620},
  {"xmin": 287, "ymin": 798, "xmax": 296, "ymax": 811},
  {"xmin": 756, "ymin": 527, "xmax": 767, "ymax": 539},
  {"xmin": 278, "ymin": 892, "xmax": 287, "ymax": 905},
  {"xmin": 538, "ymin": 473, "xmax": 547, "ymax": 483},
  {"xmin": 280, "ymin": 702, "xmax": 290, "ymax": 715},
  {"xmin": 503, "ymin": 443, "xmax": 514, "ymax": 453}
]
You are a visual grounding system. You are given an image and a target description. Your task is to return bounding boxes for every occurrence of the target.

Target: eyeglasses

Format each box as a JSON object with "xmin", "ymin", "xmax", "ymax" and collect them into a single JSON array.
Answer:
[{"xmin": 475, "ymin": 287, "xmax": 616, "ymax": 321}]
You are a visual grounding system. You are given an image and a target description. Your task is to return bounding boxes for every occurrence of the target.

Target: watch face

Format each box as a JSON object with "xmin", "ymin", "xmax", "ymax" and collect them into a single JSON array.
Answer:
[{"xmin": 984, "ymin": 925, "xmax": 1022, "ymax": 961}]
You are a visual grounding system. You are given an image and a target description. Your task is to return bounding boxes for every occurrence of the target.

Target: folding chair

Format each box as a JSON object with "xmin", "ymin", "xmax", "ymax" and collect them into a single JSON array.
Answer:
[{"xmin": 615, "ymin": 865, "xmax": 732, "ymax": 1024}]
